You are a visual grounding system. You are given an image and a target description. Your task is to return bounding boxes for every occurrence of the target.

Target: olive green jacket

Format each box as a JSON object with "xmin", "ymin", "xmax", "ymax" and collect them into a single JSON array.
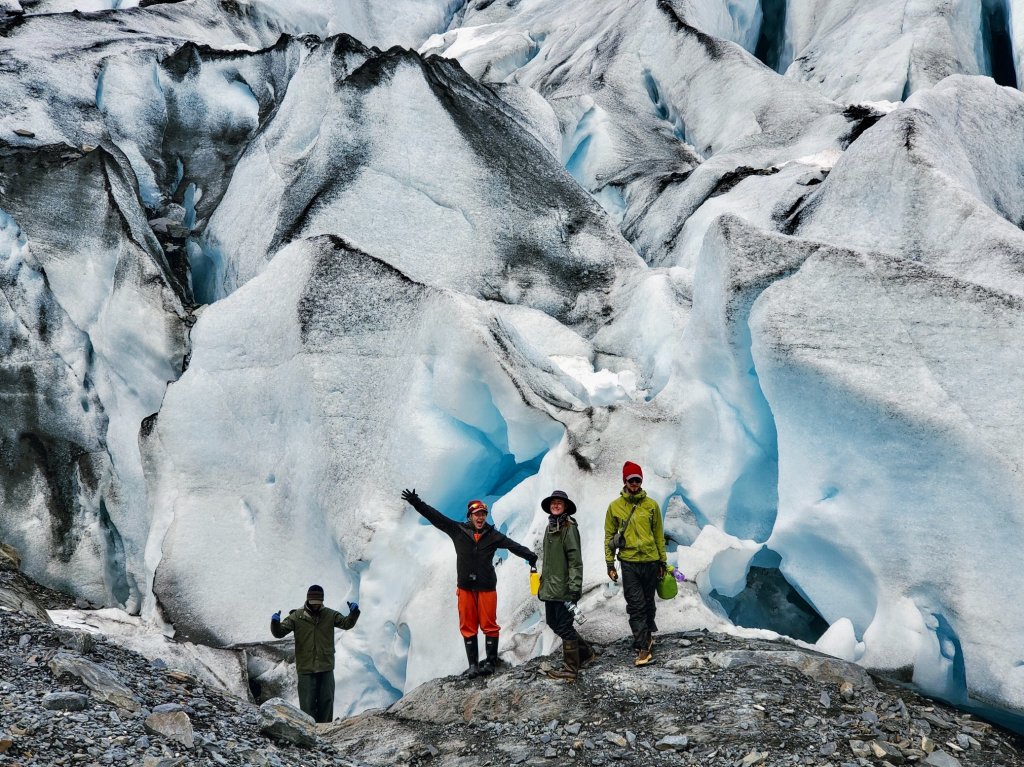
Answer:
[
  {"xmin": 271, "ymin": 606, "xmax": 359, "ymax": 674},
  {"xmin": 604, "ymin": 489, "xmax": 666, "ymax": 565},
  {"xmin": 538, "ymin": 517, "xmax": 582, "ymax": 602}
]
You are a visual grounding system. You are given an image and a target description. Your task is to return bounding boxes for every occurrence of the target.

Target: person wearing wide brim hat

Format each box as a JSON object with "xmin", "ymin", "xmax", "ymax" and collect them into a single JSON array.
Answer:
[{"xmin": 538, "ymin": 490, "xmax": 597, "ymax": 680}]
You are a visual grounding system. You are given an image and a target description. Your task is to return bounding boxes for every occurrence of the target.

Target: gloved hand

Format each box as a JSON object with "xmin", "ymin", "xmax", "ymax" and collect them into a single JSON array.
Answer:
[
  {"xmin": 607, "ymin": 566, "xmax": 618, "ymax": 582},
  {"xmin": 271, "ymin": 611, "xmax": 281, "ymax": 622},
  {"xmin": 346, "ymin": 601, "xmax": 359, "ymax": 613},
  {"xmin": 657, "ymin": 564, "xmax": 667, "ymax": 580},
  {"xmin": 401, "ymin": 489, "xmax": 421, "ymax": 507},
  {"xmin": 570, "ymin": 592, "xmax": 581, "ymax": 603}
]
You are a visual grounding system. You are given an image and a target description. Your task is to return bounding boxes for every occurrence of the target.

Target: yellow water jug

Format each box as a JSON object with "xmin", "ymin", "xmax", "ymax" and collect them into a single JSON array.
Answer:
[{"xmin": 530, "ymin": 568, "xmax": 540, "ymax": 596}]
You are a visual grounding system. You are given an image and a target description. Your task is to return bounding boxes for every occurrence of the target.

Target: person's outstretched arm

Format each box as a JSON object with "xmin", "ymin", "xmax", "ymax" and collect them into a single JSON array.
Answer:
[
  {"xmin": 496, "ymin": 531, "xmax": 538, "ymax": 568},
  {"xmin": 401, "ymin": 489, "xmax": 460, "ymax": 537},
  {"xmin": 333, "ymin": 601, "xmax": 360, "ymax": 630},
  {"xmin": 270, "ymin": 610, "xmax": 295, "ymax": 639}
]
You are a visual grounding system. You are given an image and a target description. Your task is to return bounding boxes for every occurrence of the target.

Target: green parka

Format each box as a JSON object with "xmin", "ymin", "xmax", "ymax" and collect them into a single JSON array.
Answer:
[
  {"xmin": 604, "ymin": 489, "xmax": 666, "ymax": 566},
  {"xmin": 539, "ymin": 516, "xmax": 583, "ymax": 602},
  {"xmin": 271, "ymin": 606, "xmax": 359, "ymax": 674}
]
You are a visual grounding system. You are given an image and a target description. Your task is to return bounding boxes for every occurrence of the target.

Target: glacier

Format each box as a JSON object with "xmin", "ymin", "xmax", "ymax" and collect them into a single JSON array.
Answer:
[{"xmin": 1, "ymin": 0, "xmax": 1023, "ymax": 725}]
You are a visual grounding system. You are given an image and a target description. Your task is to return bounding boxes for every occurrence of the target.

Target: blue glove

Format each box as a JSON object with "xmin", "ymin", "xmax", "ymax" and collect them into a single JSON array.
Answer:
[
  {"xmin": 271, "ymin": 611, "xmax": 281, "ymax": 622},
  {"xmin": 346, "ymin": 601, "xmax": 359, "ymax": 613}
]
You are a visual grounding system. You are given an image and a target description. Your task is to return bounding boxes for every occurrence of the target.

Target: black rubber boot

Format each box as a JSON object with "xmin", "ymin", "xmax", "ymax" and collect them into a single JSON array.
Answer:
[
  {"xmin": 479, "ymin": 635, "xmax": 499, "ymax": 676},
  {"xmin": 463, "ymin": 637, "xmax": 480, "ymax": 678}
]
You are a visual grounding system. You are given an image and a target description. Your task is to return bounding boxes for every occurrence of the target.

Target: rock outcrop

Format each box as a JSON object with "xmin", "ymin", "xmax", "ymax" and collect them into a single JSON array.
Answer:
[
  {"xmin": 324, "ymin": 633, "xmax": 1024, "ymax": 767},
  {"xmin": 1, "ymin": 549, "xmax": 1022, "ymax": 767}
]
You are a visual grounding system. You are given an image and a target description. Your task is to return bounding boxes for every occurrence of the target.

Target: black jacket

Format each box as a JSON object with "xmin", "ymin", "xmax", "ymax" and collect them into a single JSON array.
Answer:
[{"xmin": 410, "ymin": 498, "xmax": 537, "ymax": 590}]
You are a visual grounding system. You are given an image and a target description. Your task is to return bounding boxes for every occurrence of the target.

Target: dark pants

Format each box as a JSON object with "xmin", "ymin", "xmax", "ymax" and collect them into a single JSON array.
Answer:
[
  {"xmin": 297, "ymin": 670, "xmax": 335, "ymax": 723},
  {"xmin": 544, "ymin": 600, "xmax": 579, "ymax": 642},
  {"xmin": 621, "ymin": 560, "xmax": 659, "ymax": 650}
]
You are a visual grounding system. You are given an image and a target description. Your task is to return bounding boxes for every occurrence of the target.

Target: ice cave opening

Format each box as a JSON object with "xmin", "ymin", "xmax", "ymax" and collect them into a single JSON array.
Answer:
[
  {"xmin": 709, "ymin": 548, "xmax": 828, "ymax": 643},
  {"xmin": 981, "ymin": 0, "xmax": 1018, "ymax": 88},
  {"xmin": 753, "ymin": 0, "xmax": 790, "ymax": 74}
]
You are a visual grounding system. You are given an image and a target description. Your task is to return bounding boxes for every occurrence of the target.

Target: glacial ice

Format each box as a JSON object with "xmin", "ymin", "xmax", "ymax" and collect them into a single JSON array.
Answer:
[{"xmin": 1, "ymin": 0, "xmax": 1023, "ymax": 725}]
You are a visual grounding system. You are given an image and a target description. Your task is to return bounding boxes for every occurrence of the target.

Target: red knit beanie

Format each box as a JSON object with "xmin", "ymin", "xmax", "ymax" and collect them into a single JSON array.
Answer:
[
  {"xmin": 622, "ymin": 461, "xmax": 643, "ymax": 483},
  {"xmin": 466, "ymin": 499, "xmax": 488, "ymax": 517}
]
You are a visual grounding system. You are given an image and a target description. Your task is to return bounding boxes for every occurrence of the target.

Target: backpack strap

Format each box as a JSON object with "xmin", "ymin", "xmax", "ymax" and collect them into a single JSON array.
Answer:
[{"xmin": 617, "ymin": 502, "xmax": 641, "ymax": 536}]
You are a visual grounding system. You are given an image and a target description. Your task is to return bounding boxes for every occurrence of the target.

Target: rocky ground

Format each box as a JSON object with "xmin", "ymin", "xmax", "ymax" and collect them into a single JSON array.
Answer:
[
  {"xmin": 324, "ymin": 634, "xmax": 1024, "ymax": 767},
  {"xmin": 0, "ymin": 571, "xmax": 337, "ymax": 766},
  {"xmin": 2, "ymin": 545, "xmax": 1023, "ymax": 767}
]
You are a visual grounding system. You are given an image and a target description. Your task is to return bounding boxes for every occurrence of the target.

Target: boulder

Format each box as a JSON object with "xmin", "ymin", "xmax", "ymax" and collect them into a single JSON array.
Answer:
[
  {"xmin": 144, "ymin": 711, "xmax": 194, "ymax": 749},
  {"xmin": 655, "ymin": 735, "xmax": 690, "ymax": 751},
  {"xmin": 0, "ymin": 543, "xmax": 20, "ymax": 571},
  {"xmin": 47, "ymin": 653, "xmax": 140, "ymax": 712},
  {"xmin": 925, "ymin": 752, "xmax": 963, "ymax": 767},
  {"xmin": 0, "ymin": 577, "xmax": 51, "ymax": 624},
  {"xmin": 41, "ymin": 692, "xmax": 89, "ymax": 711},
  {"xmin": 259, "ymin": 698, "xmax": 316, "ymax": 748},
  {"xmin": 705, "ymin": 649, "xmax": 875, "ymax": 689},
  {"xmin": 56, "ymin": 628, "xmax": 95, "ymax": 655}
]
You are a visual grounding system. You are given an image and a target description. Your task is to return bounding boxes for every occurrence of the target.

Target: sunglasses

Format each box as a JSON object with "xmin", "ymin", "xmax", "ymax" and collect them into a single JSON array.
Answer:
[{"xmin": 625, "ymin": 478, "xmax": 642, "ymax": 485}]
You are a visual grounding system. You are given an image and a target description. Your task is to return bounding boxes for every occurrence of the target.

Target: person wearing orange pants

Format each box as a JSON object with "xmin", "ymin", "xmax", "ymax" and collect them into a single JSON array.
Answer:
[
  {"xmin": 457, "ymin": 587, "xmax": 499, "ymax": 637},
  {"xmin": 402, "ymin": 489, "xmax": 537, "ymax": 677}
]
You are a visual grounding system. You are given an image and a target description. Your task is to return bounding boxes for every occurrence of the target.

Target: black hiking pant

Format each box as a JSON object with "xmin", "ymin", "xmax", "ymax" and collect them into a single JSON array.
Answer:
[
  {"xmin": 297, "ymin": 670, "xmax": 335, "ymax": 723},
  {"xmin": 621, "ymin": 560, "xmax": 659, "ymax": 650},
  {"xmin": 544, "ymin": 600, "xmax": 579, "ymax": 642}
]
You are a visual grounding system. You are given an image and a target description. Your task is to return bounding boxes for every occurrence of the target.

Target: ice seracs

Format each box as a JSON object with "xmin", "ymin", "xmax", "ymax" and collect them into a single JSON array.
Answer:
[
  {"xmin": 791, "ymin": 75, "xmax": 1024, "ymax": 297},
  {"xmin": 1, "ymin": 0, "xmax": 1023, "ymax": 727}
]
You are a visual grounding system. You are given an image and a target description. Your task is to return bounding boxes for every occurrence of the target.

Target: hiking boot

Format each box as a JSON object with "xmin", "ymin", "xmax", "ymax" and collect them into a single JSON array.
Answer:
[
  {"xmin": 634, "ymin": 647, "xmax": 653, "ymax": 666},
  {"xmin": 463, "ymin": 637, "xmax": 480, "ymax": 678},
  {"xmin": 545, "ymin": 640, "xmax": 580, "ymax": 681},
  {"xmin": 479, "ymin": 635, "xmax": 499, "ymax": 676},
  {"xmin": 579, "ymin": 639, "xmax": 599, "ymax": 668}
]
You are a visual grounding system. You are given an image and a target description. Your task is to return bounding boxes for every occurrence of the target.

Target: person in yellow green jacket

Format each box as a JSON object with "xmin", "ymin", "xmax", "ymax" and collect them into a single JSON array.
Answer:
[
  {"xmin": 270, "ymin": 584, "xmax": 360, "ymax": 722},
  {"xmin": 604, "ymin": 461, "xmax": 666, "ymax": 667}
]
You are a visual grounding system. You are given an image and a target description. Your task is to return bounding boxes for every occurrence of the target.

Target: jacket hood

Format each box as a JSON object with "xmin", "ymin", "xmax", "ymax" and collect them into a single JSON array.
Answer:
[{"xmin": 621, "ymin": 488, "xmax": 647, "ymax": 503}]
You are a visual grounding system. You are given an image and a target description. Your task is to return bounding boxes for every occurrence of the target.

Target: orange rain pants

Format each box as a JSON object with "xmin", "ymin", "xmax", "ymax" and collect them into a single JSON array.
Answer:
[{"xmin": 456, "ymin": 588, "xmax": 500, "ymax": 638}]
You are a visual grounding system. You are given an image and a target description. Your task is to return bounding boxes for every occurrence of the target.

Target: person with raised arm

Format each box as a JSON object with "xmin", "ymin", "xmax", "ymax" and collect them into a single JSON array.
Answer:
[
  {"xmin": 401, "ymin": 489, "xmax": 538, "ymax": 677},
  {"xmin": 270, "ymin": 584, "xmax": 360, "ymax": 722}
]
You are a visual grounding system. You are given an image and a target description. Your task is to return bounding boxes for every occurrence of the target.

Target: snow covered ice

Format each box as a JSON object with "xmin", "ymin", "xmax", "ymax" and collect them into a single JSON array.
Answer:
[{"xmin": 1, "ymin": 0, "xmax": 1023, "ymax": 725}]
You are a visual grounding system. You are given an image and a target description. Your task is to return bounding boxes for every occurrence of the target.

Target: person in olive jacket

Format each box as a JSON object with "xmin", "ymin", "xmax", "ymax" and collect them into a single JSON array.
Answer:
[
  {"xmin": 270, "ymin": 584, "xmax": 360, "ymax": 723},
  {"xmin": 402, "ymin": 489, "xmax": 537, "ymax": 677},
  {"xmin": 604, "ymin": 461, "xmax": 667, "ymax": 666},
  {"xmin": 538, "ymin": 490, "xmax": 596, "ymax": 680}
]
